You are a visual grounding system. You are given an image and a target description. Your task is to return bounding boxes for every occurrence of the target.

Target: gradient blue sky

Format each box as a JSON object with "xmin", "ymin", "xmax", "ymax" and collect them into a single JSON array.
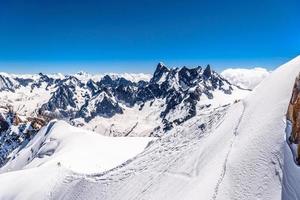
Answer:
[{"xmin": 0, "ymin": 0, "xmax": 299, "ymax": 73}]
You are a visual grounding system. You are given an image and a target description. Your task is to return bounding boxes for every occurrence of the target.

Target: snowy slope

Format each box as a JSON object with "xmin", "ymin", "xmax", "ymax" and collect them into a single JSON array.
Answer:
[
  {"xmin": 221, "ymin": 67, "xmax": 269, "ymax": 89},
  {"xmin": 0, "ymin": 121, "xmax": 152, "ymax": 199},
  {"xmin": 50, "ymin": 103, "xmax": 240, "ymax": 200},
  {"xmin": 215, "ymin": 57, "xmax": 300, "ymax": 199},
  {"xmin": 38, "ymin": 56, "xmax": 299, "ymax": 200}
]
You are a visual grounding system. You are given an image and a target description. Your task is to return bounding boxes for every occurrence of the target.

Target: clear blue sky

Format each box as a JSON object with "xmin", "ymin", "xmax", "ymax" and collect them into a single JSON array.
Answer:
[{"xmin": 0, "ymin": 0, "xmax": 299, "ymax": 73}]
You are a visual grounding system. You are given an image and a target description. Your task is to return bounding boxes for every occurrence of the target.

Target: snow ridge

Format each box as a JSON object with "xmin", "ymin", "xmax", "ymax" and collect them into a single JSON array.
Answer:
[{"xmin": 212, "ymin": 101, "xmax": 245, "ymax": 200}]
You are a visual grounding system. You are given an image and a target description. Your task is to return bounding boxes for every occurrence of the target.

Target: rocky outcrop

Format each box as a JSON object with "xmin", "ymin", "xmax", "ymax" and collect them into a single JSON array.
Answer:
[
  {"xmin": 0, "ymin": 74, "xmax": 16, "ymax": 92},
  {"xmin": 39, "ymin": 76, "xmax": 88, "ymax": 119},
  {"xmin": 150, "ymin": 62, "xmax": 170, "ymax": 83},
  {"xmin": 27, "ymin": 117, "xmax": 46, "ymax": 130},
  {"xmin": 78, "ymin": 89, "xmax": 123, "ymax": 121},
  {"xmin": 287, "ymin": 73, "xmax": 300, "ymax": 163},
  {"xmin": 0, "ymin": 115, "xmax": 9, "ymax": 133},
  {"xmin": 36, "ymin": 63, "xmax": 242, "ymax": 130},
  {"xmin": 31, "ymin": 73, "xmax": 56, "ymax": 91},
  {"xmin": 0, "ymin": 107, "xmax": 47, "ymax": 167}
]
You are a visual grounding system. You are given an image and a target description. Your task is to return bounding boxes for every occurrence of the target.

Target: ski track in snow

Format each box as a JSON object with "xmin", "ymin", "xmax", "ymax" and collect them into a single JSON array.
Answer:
[{"xmin": 212, "ymin": 101, "xmax": 246, "ymax": 200}]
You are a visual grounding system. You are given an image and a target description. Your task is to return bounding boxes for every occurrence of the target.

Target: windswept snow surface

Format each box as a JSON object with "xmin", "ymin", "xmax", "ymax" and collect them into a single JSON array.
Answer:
[
  {"xmin": 0, "ymin": 121, "xmax": 152, "ymax": 200},
  {"xmin": 215, "ymin": 57, "xmax": 300, "ymax": 199},
  {"xmin": 221, "ymin": 67, "xmax": 269, "ymax": 89},
  {"xmin": 51, "ymin": 56, "xmax": 298, "ymax": 200},
  {"xmin": 282, "ymin": 120, "xmax": 300, "ymax": 200}
]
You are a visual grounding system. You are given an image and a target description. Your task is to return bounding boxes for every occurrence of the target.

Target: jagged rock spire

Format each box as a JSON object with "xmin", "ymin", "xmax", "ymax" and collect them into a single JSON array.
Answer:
[
  {"xmin": 151, "ymin": 62, "xmax": 170, "ymax": 83},
  {"xmin": 203, "ymin": 64, "xmax": 212, "ymax": 78},
  {"xmin": 155, "ymin": 62, "xmax": 169, "ymax": 73}
]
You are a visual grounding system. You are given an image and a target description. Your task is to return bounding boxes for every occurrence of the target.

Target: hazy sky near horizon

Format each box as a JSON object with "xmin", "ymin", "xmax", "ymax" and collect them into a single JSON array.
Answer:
[{"xmin": 0, "ymin": 0, "xmax": 299, "ymax": 73}]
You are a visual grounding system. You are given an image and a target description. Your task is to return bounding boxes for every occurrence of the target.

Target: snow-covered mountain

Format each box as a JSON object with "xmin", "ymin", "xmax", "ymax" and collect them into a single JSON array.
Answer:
[
  {"xmin": 0, "ymin": 63, "xmax": 249, "ymax": 138},
  {"xmin": 0, "ymin": 63, "xmax": 249, "ymax": 171},
  {"xmin": 2, "ymin": 56, "xmax": 298, "ymax": 200},
  {"xmin": 221, "ymin": 67, "xmax": 269, "ymax": 89}
]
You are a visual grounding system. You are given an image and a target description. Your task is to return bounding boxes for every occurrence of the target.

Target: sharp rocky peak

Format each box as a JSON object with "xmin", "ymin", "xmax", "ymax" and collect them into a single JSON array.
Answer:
[
  {"xmin": 59, "ymin": 76, "xmax": 83, "ymax": 88},
  {"xmin": 2, "ymin": 63, "xmax": 242, "ymax": 133},
  {"xmin": 203, "ymin": 64, "xmax": 212, "ymax": 78},
  {"xmin": 151, "ymin": 62, "xmax": 170, "ymax": 83}
]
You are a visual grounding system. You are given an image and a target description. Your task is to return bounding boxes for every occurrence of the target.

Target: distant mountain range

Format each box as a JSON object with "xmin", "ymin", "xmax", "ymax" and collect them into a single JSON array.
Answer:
[{"xmin": 0, "ymin": 63, "xmax": 253, "ymax": 136}]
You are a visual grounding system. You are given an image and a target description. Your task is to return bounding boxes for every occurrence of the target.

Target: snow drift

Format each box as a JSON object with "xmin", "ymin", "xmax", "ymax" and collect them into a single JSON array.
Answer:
[{"xmin": 0, "ymin": 121, "xmax": 152, "ymax": 199}]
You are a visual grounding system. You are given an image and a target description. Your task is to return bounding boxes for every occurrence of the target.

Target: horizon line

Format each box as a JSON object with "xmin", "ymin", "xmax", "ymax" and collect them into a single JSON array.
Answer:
[{"xmin": 0, "ymin": 56, "xmax": 295, "ymax": 74}]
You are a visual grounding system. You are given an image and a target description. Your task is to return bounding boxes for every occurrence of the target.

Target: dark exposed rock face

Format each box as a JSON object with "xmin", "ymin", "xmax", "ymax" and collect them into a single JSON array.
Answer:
[
  {"xmin": 287, "ymin": 73, "xmax": 300, "ymax": 164},
  {"xmin": 15, "ymin": 78, "xmax": 34, "ymax": 87},
  {"xmin": 134, "ymin": 63, "xmax": 234, "ymax": 125},
  {"xmin": 93, "ymin": 95, "xmax": 123, "ymax": 118},
  {"xmin": 99, "ymin": 75, "xmax": 114, "ymax": 87},
  {"xmin": 86, "ymin": 79, "xmax": 99, "ymax": 95},
  {"xmin": 37, "ymin": 63, "xmax": 238, "ymax": 129},
  {"xmin": 203, "ymin": 64, "xmax": 212, "ymax": 78},
  {"xmin": 287, "ymin": 74, "xmax": 300, "ymax": 144},
  {"xmin": 39, "ymin": 76, "xmax": 88, "ymax": 118},
  {"xmin": 40, "ymin": 84, "xmax": 77, "ymax": 117},
  {"xmin": 150, "ymin": 62, "xmax": 170, "ymax": 83},
  {"xmin": 31, "ymin": 73, "xmax": 56, "ymax": 90},
  {"xmin": 0, "ymin": 109, "xmax": 46, "ymax": 167},
  {"xmin": 0, "ymin": 116, "xmax": 9, "ymax": 133},
  {"xmin": 0, "ymin": 75, "xmax": 16, "ymax": 92},
  {"xmin": 114, "ymin": 84, "xmax": 137, "ymax": 107},
  {"xmin": 77, "ymin": 88, "xmax": 123, "ymax": 121}
]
